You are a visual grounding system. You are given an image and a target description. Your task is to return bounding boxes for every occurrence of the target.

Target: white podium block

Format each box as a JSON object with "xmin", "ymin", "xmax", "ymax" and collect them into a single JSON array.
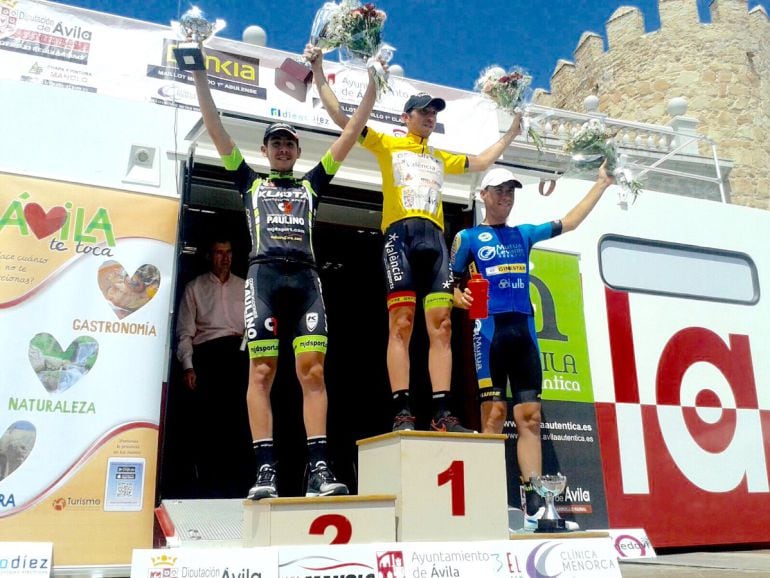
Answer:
[
  {"xmin": 243, "ymin": 494, "xmax": 396, "ymax": 546},
  {"xmin": 357, "ymin": 431, "xmax": 509, "ymax": 541}
]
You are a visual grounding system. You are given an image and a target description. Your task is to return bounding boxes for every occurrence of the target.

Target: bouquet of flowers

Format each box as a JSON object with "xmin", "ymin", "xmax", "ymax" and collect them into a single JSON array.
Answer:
[
  {"xmin": 564, "ymin": 118, "xmax": 617, "ymax": 169},
  {"xmin": 311, "ymin": 1, "xmax": 393, "ymax": 95},
  {"xmin": 564, "ymin": 119, "xmax": 642, "ymax": 206},
  {"xmin": 313, "ymin": 1, "xmax": 384, "ymax": 54},
  {"xmin": 474, "ymin": 65, "xmax": 543, "ymax": 150},
  {"xmin": 475, "ymin": 65, "xmax": 530, "ymax": 111}
]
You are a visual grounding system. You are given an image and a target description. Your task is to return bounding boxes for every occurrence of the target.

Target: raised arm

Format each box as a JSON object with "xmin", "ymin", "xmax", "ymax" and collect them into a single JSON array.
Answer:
[
  {"xmin": 328, "ymin": 66, "xmax": 376, "ymax": 163},
  {"xmin": 466, "ymin": 112, "xmax": 522, "ymax": 172},
  {"xmin": 561, "ymin": 163, "xmax": 615, "ymax": 232},
  {"xmin": 305, "ymin": 44, "xmax": 351, "ymax": 129},
  {"xmin": 192, "ymin": 66, "xmax": 236, "ymax": 157}
]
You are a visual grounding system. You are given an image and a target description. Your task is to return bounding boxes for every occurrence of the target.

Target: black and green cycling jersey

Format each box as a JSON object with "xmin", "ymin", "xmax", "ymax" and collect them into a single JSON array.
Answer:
[{"xmin": 222, "ymin": 146, "xmax": 340, "ymax": 266}]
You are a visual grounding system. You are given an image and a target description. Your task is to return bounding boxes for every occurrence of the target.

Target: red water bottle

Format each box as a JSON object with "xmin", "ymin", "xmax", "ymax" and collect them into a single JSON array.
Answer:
[{"xmin": 467, "ymin": 273, "xmax": 489, "ymax": 319}]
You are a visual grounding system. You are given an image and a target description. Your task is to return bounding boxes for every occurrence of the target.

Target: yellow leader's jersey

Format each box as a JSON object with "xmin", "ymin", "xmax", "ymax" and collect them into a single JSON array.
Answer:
[{"xmin": 360, "ymin": 127, "xmax": 468, "ymax": 232}]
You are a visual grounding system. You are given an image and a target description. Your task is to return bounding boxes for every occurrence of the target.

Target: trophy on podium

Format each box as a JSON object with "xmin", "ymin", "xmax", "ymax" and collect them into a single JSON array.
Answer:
[
  {"xmin": 275, "ymin": 2, "xmax": 338, "ymax": 101},
  {"xmin": 532, "ymin": 473, "xmax": 569, "ymax": 533},
  {"xmin": 171, "ymin": 6, "xmax": 226, "ymax": 71}
]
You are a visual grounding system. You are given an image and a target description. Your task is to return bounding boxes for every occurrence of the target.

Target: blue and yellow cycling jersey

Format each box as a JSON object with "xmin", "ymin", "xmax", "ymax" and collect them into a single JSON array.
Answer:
[{"xmin": 450, "ymin": 222, "xmax": 561, "ymax": 315}]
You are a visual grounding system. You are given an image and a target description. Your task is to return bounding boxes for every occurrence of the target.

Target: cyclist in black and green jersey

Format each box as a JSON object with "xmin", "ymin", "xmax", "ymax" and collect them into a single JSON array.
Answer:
[{"xmin": 192, "ymin": 49, "xmax": 377, "ymax": 500}]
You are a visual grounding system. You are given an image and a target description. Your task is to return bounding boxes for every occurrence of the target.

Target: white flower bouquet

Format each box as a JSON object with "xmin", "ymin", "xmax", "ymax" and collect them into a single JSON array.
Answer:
[
  {"xmin": 565, "ymin": 119, "xmax": 642, "ymax": 205},
  {"xmin": 475, "ymin": 65, "xmax": 543, "ymax": 150},
  {"xmin": 311, "ymin": 1, "xmax": 393, "ymax": 95}
]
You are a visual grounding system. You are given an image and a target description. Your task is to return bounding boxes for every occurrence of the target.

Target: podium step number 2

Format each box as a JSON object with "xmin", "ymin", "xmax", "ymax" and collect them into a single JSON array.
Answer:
[{"xmin": 243, "ymin": 495, "xmax": 397, "ymax": 546}]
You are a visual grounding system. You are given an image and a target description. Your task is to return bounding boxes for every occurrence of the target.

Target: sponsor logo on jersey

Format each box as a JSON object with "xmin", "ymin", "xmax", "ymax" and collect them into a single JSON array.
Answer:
[
  {"xmin": 486, "ymin": 263, "xmax": 526, "ymax": 275},
  {"xmin": 244, "ymin": 278, "xmax": 258, "ymax": 339},
  {"xmin": 261, "ymin": 189, "xmax": 306, "ymax": 199},
  {"xmin": 267, "ymin": 214, "xmax": 305, "ymax": 225},
  {"xmin": 478, "ymin": 246, "xmax": 496, "ymax": 261}
]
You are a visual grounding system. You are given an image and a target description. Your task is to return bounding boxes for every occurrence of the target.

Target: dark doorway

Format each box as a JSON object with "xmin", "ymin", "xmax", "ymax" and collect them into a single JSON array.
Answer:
[{"xmin": 158, "ymin": 161, "xmax": 477, "ymax": 500}]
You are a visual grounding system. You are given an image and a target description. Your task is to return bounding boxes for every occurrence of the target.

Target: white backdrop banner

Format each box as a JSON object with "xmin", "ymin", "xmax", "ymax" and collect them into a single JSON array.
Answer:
[{"xmin": 0, "ymin": 0, "xmax": 499, "ymax": 153}]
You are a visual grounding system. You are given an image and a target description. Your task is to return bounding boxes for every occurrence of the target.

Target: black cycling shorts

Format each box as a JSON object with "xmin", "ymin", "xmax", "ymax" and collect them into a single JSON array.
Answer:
[
  {"xmin": 382, "ymin": 218, "xmax": 453, "ymax": 312},
  {"xmin": 244, "ymin": 261, "xmax": 328, "ymax": 359}
]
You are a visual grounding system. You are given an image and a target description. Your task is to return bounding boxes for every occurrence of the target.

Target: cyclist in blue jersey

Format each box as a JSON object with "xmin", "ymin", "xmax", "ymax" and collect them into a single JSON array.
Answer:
[
  {"xmin": 192, "ymin": 49, "xmax": 377, "ymax": 500},
  {"xmin": 450, "ymin": 164, "xmax": 613, "ymax": 528}
]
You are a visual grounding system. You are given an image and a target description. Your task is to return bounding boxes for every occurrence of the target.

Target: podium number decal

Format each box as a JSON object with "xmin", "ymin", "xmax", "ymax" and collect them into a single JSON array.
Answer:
[
  {"xmin": 437, "ymin": 460, "xmax": 466, "ymax": 516},
  {"xmin": 308, "ymin": 513, "xmax": 352, "ymax": 544}
]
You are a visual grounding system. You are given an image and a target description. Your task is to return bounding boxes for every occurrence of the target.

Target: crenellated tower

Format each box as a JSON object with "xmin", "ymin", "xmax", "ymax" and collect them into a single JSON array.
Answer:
[{"xmin": 536, "ymin": 0, "xmax": 770, "ymax": 209}]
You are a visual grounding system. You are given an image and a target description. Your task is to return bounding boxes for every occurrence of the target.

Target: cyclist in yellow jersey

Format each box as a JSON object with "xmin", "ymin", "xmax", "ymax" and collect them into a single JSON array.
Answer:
[
  {"xmin": 192, "ymin": 47, "xmax": 377, "ymax": 499},
  {"xmin": 308, "ymin": 45, "xmax": 522, "ymax": 433}
]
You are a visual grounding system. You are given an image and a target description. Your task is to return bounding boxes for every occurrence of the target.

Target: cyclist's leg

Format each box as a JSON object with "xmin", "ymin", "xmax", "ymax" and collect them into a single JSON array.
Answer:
[
  {"xmin": 292, "ymin": 268, "xmax": 347, "ymax": 496},
  {"xmin": 244, "ymin": 264, "xmax": 281, "ymax": 500},
  {"xmin": 292, "ymin": 268, "xmax": 329, "ymax": 437},
  {"xmin": 244, "ymin": 264, "xmax": 279, "ymax": 441},
  {"xmin": 383, "ymin": 222, "xmax": 416, "ymax": 394},
  {"xmin": 424, "ymin": 226, "xmax": 454, "ymax": 393},
  {"xmin": 479, "ymin": 316, "xmax": 508, "ymax": 434},
  {"xmin": 511, "ymin": 315, "xmax": 544, "ymax": 480},
  {"xmin": 425, "ymin": 303, "xmax": 452, "ymax": 392},
  {"xmin": 424, "ymin": 226, "xmax": 474, "ymax": 431}
]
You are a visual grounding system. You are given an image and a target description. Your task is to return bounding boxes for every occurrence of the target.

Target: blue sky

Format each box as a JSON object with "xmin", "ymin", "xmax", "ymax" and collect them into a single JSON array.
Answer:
[{"xmin": 63, "ymin": 0, "xmax": 769, "ymax": 92}]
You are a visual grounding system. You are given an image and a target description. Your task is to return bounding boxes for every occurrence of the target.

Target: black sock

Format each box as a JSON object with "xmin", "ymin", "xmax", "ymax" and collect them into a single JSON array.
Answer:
[
  {"xmin": 521, "ymin": 480, "xmax": 542, "ymax": 516},
  {"xmin": 392, "ymin": 389, "xmax": 412, "ymax": 415},
  {"xmin": 307, "ymin": 436, "xmax": 328, "ymax": 468},
  {"xmin": 432, "ymin": 391, "xmax": 451, "ymax": 417},
  {"xmin": 253, "ymin": 439, "xmax": 274, "ymax": 469}
]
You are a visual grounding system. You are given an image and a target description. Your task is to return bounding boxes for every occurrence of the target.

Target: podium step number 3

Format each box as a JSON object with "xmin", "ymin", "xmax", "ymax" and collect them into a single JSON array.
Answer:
[{"xmin": 358, "ymin": 431, "xmax": 509, "ymax": 541}]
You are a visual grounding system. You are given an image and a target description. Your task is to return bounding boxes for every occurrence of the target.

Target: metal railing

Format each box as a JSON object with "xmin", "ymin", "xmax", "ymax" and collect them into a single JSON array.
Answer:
[{"xmin": 500, "ymin": 104, "xmax": 728, "ymax": 203}]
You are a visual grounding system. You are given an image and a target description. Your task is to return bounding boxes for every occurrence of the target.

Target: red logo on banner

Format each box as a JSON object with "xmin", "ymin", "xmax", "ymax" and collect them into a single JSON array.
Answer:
[
  {"xmin": 598, "ymin": 287, "xmax": 770, "ymax": 547},
  {"xmin": 23, "ymin": 203, "xmax": 66, "ymax": 239}
]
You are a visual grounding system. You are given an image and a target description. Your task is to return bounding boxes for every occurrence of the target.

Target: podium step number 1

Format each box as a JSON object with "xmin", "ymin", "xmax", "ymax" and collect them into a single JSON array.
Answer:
[{"xmin": 358, "ymin": 431, "xmax": 509, "ymax": 541}]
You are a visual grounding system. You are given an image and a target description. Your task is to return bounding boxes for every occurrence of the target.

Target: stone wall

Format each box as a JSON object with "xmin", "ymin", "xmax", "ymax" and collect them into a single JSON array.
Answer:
[{"xmin": 536, "ymin": 0, "xmax": 770, "ymax": 209}]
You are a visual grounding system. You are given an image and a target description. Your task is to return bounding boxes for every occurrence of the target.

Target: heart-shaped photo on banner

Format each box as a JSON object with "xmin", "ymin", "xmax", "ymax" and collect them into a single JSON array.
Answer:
[
  {"xmin": 23, "ymin": 203, "xmax": 67, "ymax": 239},
  {"xmin": 28, "ymin": 333, "xmax": 99, "ymax": 393},
  {"xmin": 0, "ymin": 421, "xmax": 36, "ymax": 482},
  {"xmin": 97, "ymin": 261, "xmax": 161, "ymax": 319}
]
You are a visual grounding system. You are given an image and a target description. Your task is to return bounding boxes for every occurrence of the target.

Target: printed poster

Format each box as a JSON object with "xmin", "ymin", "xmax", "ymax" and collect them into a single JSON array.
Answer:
[
  {"xmin": 132, "ymin": 533, "xmax": 621, "ymax": 577},
  {"xmin": 0, "ymin": 1, "xmax": 499, "ymax": 154},
  {"xmin": 530, "ymin": 249, "xmax": 594, "ymax": 403},
  {"xmin": 131, "ymin": 548, "xmax": 279, "ymax": 578},
  {"xmin": 0, "ymin": 542, "xmax": 52, "ymax": 578},
  {"xmin": 276, "ymin": 540, "xmax": 620, "ymax": 578},
  {"xmin": 0, "ymin": 172, "xmax": 178, "ymax": 565}
]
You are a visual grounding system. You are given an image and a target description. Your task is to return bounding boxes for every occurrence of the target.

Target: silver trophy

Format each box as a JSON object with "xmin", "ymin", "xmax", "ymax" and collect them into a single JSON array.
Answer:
[
  {"xmin": 276, "ymin": 2, "xmax": 339, "ymax": 101},
  {"xmin": 309, "ymin": 2, "xmax": 341, "ymax": 51},
  {"xmin": 171, "ymin": 6, "xmax": 226, "ymax": 71},
  {"xmin": 532, "ymin": 473, "xmax": 569, "ymax": 532}
]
